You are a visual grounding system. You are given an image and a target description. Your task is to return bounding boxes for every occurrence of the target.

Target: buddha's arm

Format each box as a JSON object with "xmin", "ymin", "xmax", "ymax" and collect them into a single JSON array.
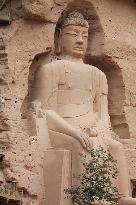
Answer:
[
  {"xmin": 46, "ymin": 109, "xmax": 91, "ymax": 149},
  {"xmin": 32, "ymin": 65, "xmax": 54, "ymax": 106},
  {"xmin": 97, "ymin": 94, "xmax": 110, "ymax": 123},
  {"xmin": 95, "ymin": 72, "xmax": 111, "ymax": 126}
]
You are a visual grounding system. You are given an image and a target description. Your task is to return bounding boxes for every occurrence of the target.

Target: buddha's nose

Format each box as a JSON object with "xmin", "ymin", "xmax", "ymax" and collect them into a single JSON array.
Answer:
[{"xmin": 76, "ymin": 34, "xmax": 83, "ymax": 44}]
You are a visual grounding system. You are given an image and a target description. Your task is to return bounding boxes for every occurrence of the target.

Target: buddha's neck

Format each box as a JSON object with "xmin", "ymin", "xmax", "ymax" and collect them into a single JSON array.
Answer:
[{"xmin": 60, "ymin": 55, "xmax": 83, "ymax": 63}]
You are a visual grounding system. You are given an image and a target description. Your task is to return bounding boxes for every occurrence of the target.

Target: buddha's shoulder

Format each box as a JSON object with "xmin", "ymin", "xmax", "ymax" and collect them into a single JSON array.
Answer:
[
  {"xmin": 86, "ymin": 64, "xmax": 106, "ymax": 76},
  {"xmin": 39, "ymin": 60, "xmax": 65, "ymax": 72},
  {"xmin": 41, "ymin": 60, "xmax": 65, "ymax": 68}
]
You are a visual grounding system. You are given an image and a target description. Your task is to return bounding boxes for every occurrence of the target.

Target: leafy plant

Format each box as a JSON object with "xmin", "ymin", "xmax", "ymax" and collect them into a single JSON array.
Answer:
[{"xmin": 64, "ymin": 147, "xmax": 119, "ymax": 205}]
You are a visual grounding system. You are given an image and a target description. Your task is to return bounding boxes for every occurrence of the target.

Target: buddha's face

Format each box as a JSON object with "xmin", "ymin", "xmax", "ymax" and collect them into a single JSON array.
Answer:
[{"xmin": 61, "ymin": 25, "xmax": 88, "ymax": 59}]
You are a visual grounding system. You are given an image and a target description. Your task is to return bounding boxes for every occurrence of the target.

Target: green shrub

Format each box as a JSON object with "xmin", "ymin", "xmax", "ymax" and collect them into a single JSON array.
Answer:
[{"xmin": 64, "ymin": 147, "xmax": 119, "ymax": 205}]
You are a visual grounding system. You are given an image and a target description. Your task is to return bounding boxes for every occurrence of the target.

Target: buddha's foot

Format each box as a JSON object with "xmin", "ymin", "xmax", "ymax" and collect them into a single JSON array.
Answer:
[{"xmin": 118, "ymin": 197, "xmax": 136, "ymax": 205}]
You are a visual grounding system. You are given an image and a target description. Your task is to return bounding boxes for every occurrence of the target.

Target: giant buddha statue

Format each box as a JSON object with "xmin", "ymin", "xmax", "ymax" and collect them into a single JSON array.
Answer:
[{"xmin": 32, "ymin": 11, "xmax": 136, "ymax": 205}]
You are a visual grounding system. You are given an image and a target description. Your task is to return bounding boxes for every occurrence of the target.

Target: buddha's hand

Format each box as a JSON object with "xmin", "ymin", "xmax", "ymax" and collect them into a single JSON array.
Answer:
[
  {"xmin": 83, "ymin": 127, "xmax": 97, "ymax": 138},
  {"xmin": 74, "ymin": 130, "xmax": 93, "ymax": 151}
]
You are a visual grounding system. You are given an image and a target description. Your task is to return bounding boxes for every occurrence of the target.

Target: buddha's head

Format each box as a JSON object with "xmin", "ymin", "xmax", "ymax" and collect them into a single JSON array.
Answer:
[{"xmin": 55, "ymin": 11, "xmax": 89, "ymax": 59}]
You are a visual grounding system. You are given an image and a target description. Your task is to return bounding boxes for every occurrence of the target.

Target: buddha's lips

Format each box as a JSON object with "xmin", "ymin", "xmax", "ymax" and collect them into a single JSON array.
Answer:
[{"xmin": 73, "ymin": 47, "xmax": 83, "ymax": 51}]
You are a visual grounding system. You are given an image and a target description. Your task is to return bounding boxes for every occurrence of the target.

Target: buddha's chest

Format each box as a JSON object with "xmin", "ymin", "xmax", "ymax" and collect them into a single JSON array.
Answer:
[
  {"xmin": 57, "ymin": 62, "xmax": 95, "ymax": 110},
  {"xmin": 58, "ymin": 63, "xmax": 92, "ymax": 91}
]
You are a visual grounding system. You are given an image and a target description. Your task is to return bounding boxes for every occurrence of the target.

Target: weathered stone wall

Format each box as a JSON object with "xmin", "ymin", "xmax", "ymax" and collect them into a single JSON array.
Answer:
[{"xmin": 0, "ymin": 0, "xmax": 136, "ymax": 204}]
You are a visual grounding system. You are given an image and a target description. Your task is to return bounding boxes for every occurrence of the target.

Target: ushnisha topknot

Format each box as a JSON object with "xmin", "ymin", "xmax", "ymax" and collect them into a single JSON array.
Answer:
[{"xmin": 62, "ymin": 11, "xmax": 89, "ymax": 28}]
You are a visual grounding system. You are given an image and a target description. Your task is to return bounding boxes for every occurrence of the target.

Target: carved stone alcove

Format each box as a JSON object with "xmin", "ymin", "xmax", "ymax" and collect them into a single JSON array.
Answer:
[
  {"xmin": 86, "ymin": 55, "xmax": 130, "ymax": 139},
  {"xmin": 23, "ymin": 1, "xmax": 130, "ymax": 140}
]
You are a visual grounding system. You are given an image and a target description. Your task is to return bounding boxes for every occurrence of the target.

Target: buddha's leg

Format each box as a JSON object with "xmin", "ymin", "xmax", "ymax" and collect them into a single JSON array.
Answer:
[
  {"xmin": 107, "ymin": 138, "xmax": 130, "ymax": 196},
  {"xmin": 49, "ymin": 130, "xmax": 89, "ymax": 185},
  {"xmin": 107, "ymin": 139, "xmax": 136, "ymax": 204}
]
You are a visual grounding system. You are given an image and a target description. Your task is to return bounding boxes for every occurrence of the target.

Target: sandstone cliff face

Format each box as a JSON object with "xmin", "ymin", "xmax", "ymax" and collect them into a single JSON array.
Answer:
[{"xmin": 0, "ymin": 0, "xmax": 136, "ymax": 204}]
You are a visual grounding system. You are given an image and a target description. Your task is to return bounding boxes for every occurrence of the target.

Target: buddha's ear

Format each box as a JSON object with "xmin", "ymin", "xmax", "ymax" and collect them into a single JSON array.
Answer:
[{"xmin": 54, "ymin": 28, "xmax": 62, "ymax": 55}]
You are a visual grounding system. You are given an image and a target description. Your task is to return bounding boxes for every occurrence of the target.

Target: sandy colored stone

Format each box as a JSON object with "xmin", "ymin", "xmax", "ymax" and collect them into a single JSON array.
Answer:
[
  {"xmin": 22, "ymin": 0, "xmax": 54, "ymax": 21},
  {"xmin": 22, "ymin": 0, "xmax": 71, "ymax": 22},
  {"xmin": 44, "ymin": 149, "xmax": 72, "ymax": 205}
]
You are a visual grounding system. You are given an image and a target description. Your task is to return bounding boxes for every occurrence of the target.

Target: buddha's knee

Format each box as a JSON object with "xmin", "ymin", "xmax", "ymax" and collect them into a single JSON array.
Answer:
[
  {"xmin": 118, "ymin": 197, "xmax": 136, "ymax": 205},
  {"xmin": 108, "ymin": 139, "xmax": 123, "ymax": 152}
]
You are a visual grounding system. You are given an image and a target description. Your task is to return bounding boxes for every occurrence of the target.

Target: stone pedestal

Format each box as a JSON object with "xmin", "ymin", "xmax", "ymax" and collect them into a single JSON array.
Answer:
[{"xmin": 44, "ymin": 149, "xmax": 72, "ymax": 205}]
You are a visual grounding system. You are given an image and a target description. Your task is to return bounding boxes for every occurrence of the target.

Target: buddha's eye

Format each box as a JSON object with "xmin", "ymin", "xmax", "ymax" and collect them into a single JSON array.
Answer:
[
  {"xmin": 65, "ymin": 32, "xmax": 77, "ymax": 37},
  {"xmin": 82, "ymin": 33, "xmax": 88, "ymax": 38}
]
